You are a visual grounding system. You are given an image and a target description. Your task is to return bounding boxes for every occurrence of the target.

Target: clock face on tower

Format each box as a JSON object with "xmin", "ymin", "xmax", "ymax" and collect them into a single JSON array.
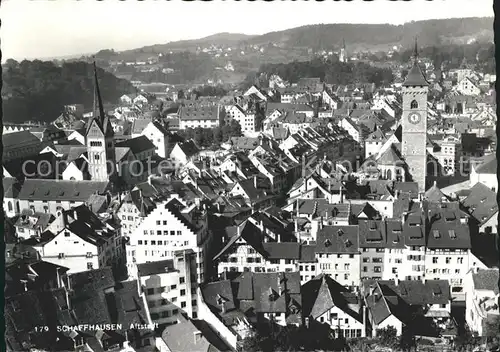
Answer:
[{"xmin": 408, "ymin": 112, "xmax": 421, "ymax": 125}]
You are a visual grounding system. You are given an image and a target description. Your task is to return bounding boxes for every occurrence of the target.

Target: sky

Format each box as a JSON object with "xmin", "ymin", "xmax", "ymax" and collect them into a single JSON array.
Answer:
[{"xmin": 1, "ymin": 0, "xmax": 494, "ymax": 61}]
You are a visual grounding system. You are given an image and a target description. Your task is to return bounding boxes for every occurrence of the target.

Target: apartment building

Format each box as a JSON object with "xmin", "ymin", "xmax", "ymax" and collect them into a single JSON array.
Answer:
[{"xmin": 137, "ymin": 251, "xmax": 199, "ymax": 325}]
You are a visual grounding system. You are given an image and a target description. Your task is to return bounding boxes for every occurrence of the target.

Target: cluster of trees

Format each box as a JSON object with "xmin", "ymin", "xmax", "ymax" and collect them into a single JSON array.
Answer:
[
  {"xmin": 191, "ymin": 85, "xmax": 228, "ymax": 98},
  {"xmin": 392, "ymin": 42, "xmax": 495, "ymax": 73},
  {"xmin": 245, "ymin": 58, "xmax": 394, "ymax": 88},
  {"xmin": 176, "ymin": 120, "xmax": 242, "ymax": 149},
  {"xmin": 2, "ymin": 59, "xmax": 133, "ymax": 123},
  {"xmin": 238, "ymin": 323, "xmax": 349, "ymax": 352},
  {"xmin": 157, "ymin": 51, "xmax": 217, "ymax": 83}
]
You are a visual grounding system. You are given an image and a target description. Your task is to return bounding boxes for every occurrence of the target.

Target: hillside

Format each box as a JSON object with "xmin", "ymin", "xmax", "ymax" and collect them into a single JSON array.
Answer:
[
  {"xmin": 120, "ymin": 32, "xmax": 256, "ymax": 56},
  {"xmin": 243, "ymin": 17, "xmax": 494, "ymax": 51},
  {"xmin": 2, "ymin": 60, "xmax": 134, "ymax": 123},
  {"xmin": 119, "ymin": 17, "xmax": 493, "ymax": 55}
]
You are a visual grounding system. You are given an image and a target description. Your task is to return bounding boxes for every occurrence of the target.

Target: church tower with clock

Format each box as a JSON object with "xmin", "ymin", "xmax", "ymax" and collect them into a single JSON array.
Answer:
[{"xmin": 402, "ymin": 39, "xmax": 429, "ymax": 193}]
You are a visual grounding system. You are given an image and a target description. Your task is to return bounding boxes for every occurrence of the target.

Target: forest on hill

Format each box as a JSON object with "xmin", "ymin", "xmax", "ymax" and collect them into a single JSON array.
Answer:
[
  {"xmin": 244, "ymin": 58, "xmax": 394, "ymax": 88},
  {"xmin": 119, "ymin": 17, "xmax": 492, "ymax": 55},
  {"xmin": 2, "ymin": 59, "xmax": 134, "ymax": 123}
]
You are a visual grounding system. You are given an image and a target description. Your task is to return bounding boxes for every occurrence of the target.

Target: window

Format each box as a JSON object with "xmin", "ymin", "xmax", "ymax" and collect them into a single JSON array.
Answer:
[
  {"xmin": 147, "ymin": 288, "xmax": 155, "ymax": 295},
  {"xmin": 433, "ymin": 257, "xmax": 438, "ymax": 264},
  {"xmin": 87, "ymin": 262, "xmax": 93, "ymax": 270},
  {"xmin": 171, "ymin": 231, "xmax": 176, "ymax": 236},
  {"xmin": 94, "ymin": 154, "xmax": 100, "ymax": 160},
  {"xmin": 181, "ymin": 302, "xmax": 186, "ymax": 308},
  {"xmin": 156, "ymin": 221, "xmax": 161, "ymax": 225},
  {"xmin": 86, "ymin": 252, "xmax": 93, "ymax": 258},
  {"xmin": 171, "ymin": 284, "xmax": 177, "ymax": 290},
  {"xmin": 192, "ymin": 300, "xmax": 197, "ymax": 306},
  {"xmin": 171, "ymin": 297, "xmax": 177, "ymax": 302},
  {"xmin": 180, "ymin": 277, "xmax": 185, "ymax": 284},
  {"xmin": 374, "ymin": 266, "xmax": 382, "ymax": 273},
  {"xmin": 180, "ymin": 289, "xmax": 186, "ymax": 296},
  {"xmin": 445, "ymin": 257, "xmax": 451, "ymax": 264},
  {"xmin": 157, "ymin": 231, "xmax": 162, "ymax": 235}
]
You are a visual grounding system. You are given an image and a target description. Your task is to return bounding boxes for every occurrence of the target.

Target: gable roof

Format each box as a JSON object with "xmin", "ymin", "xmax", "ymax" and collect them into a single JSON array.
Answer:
[
  {"xmin": 116, "ymin": 136, "xmax": 156, "ymax": 155},
  {"xmin": 18, "ymin": 180, "xmax": 109, "ymax": 202},
  {"xmin": 462, "ymin": 182, "xmax": 498, "ymax": 225},
  {"xmin": 302, "ymin": 274, "xmax": 362, "ymax": 322}
]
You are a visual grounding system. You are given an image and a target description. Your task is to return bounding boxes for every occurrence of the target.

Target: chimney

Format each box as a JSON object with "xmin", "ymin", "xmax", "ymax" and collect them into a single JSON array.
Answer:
[
  {"xmin": 56, "ymin": 267, "xmax": 61, "ymax": 288},
  {"xmin": 193, "ymin": 331, "xmax": 203, "ymax": 344},
  {"xmin": 21, "ymin": 279, "xmax": 28, "ymax": 292},
  {"xmin": 277, "ymin": 274, "xmax": 283, "ymax": 296}
]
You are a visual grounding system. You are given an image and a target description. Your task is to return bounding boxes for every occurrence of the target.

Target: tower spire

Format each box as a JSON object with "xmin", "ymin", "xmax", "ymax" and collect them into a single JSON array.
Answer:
[
  {"xmin": 93, "ymin": 59, "xmax": 106, "ymax": 125},
  {"xmin": 413, "ymin": 37, "xmax": 419, "ymax": 61}
]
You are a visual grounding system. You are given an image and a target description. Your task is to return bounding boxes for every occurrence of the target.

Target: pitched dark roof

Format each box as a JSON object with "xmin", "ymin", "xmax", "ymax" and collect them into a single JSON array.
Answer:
[
  {"xmin": 403, "ymin": 62, "xmax": 429, "ymax": 87},
  {"xmin": 474, "ymin": 153, "xmax": 496, "ymax": 174},
  {"xmin": 116, "ymin": 135, "xmax": 156, "ymax": 155},
  {"xmin": 137, "ymin": 259, "xmax": 176, "ymax": 277},
  {"xmin": 472, "ymin": 269, "xmax": 499, "ymax": 294},
  {"xmin": 462, "ymin": 182, "xmax": 498, "ymax": 225},
  {"xmin": 316, "ymin": 225, "xmax": 359, "ymax": 254},
  {"xmin": 18, "ymin": 180, "xmax": 109, "ymax": 202},
  {"xmin": 302, "ymin": 274, "xmax": 362, "ymax": 322}
]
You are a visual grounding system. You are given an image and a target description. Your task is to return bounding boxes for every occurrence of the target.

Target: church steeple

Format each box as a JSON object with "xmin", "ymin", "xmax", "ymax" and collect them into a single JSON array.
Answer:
[
  {"xmin": 93, "ymin": 60, "xmax": 106, "ymax": 126},
  {"xmin": 413, "ymin": 37, "xmax": 419, "ymax": 62},
  {"xmin": 403, "ymin": 38, "xmax": 429, "ymax": 87}
]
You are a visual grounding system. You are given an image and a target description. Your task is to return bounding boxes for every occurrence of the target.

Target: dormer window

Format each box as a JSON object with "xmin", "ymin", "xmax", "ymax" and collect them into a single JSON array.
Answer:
[
  {"xmin": 433, "ymin": 230, "xmax": 440, "ymax": 239},
  {"xmin": 370, "ymin": 222, "xmax": 377, "ymax": 230},
  {"xmin": 337, "ymin": 229, "xmax": 344, "ymax": 236},
  {"xmin": 324, "ymin": 239, "xmax": 332, "ymax": 247},
  {"xmin": 448, "ymin": 230, "xmax": 456, "ymax": 239},
  {"xmin": 410, "ymin": 100, "xmax": 418, "ymax": 109}
]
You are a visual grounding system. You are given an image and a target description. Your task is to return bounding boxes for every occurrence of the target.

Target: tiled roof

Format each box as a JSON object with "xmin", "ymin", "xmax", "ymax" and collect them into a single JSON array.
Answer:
[
  {"xmin": 426, "ymin": 203, "xmax": 471, "ymax": 250},
  {"xmin": 137, "ymin": 259, "xmax": 176, "ymax": 277},
  {"xmin": 262, "ymin": 242, "xmax": 301, "ymax": 260},
  {"xmin": 359, "ymin": 220, "xmax": 386, "ymax": 248},
  {"xmin": 116, "ymin": 136, "xmax": 156, "ymax": 155},
  {"xmin": 403, "ymin": 62, "xmax": 429, "ymax": 86},
  {"xmin": 472, "ymin": 269, "xmax": 499, "ymax": 294},
  {"xmin": 299, "ymin": 245, "xmax": 317, "ymax": 262},
  {"xmin": 302, "ymin": 274, "xmax": 362, "ymax": 322},
  {"xmin": 462, "ymin": 182, "xmax": 498, "ymax": 225},
  {"xmin": 179, "ymin": 105, "xmax": 219, "ymax": 121},
  {"xmin": 394, "ymin": 182, "xmax": 419, "ymax": 198},
  {"xmin": 316, "ymin": 225, "xmax": 359, "ymax": 254},
  {"xmin": 424, "ymin": 182, "xmax": 447, "ymax": 202},
  {"xmin": 377, "ymin": 145, "xmax": 402, "ymax": 165},
  {"xmin": 18, "ymin": 180, "xmax": 109, "ymax": 202},
  {"xmin": 474, "ymin": 153, "xmax": 496, "ymax": 174},
  {"xmin": 131, "ymin": 118, "xmax": 153, "ymax": 135},
  {"xmin": 177, "ymin": 140, "xmax": 200, "ymax": 158}
]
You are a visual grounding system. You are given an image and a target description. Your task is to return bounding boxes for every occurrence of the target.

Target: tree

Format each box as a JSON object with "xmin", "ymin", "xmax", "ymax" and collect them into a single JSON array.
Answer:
[
  {"xmin": 376, "ymin": 326, "xmax": 399, "ymax": 349},
  {"xmin": 453, "ymin": 326, "xmax": 481, "ymax": 352}
]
